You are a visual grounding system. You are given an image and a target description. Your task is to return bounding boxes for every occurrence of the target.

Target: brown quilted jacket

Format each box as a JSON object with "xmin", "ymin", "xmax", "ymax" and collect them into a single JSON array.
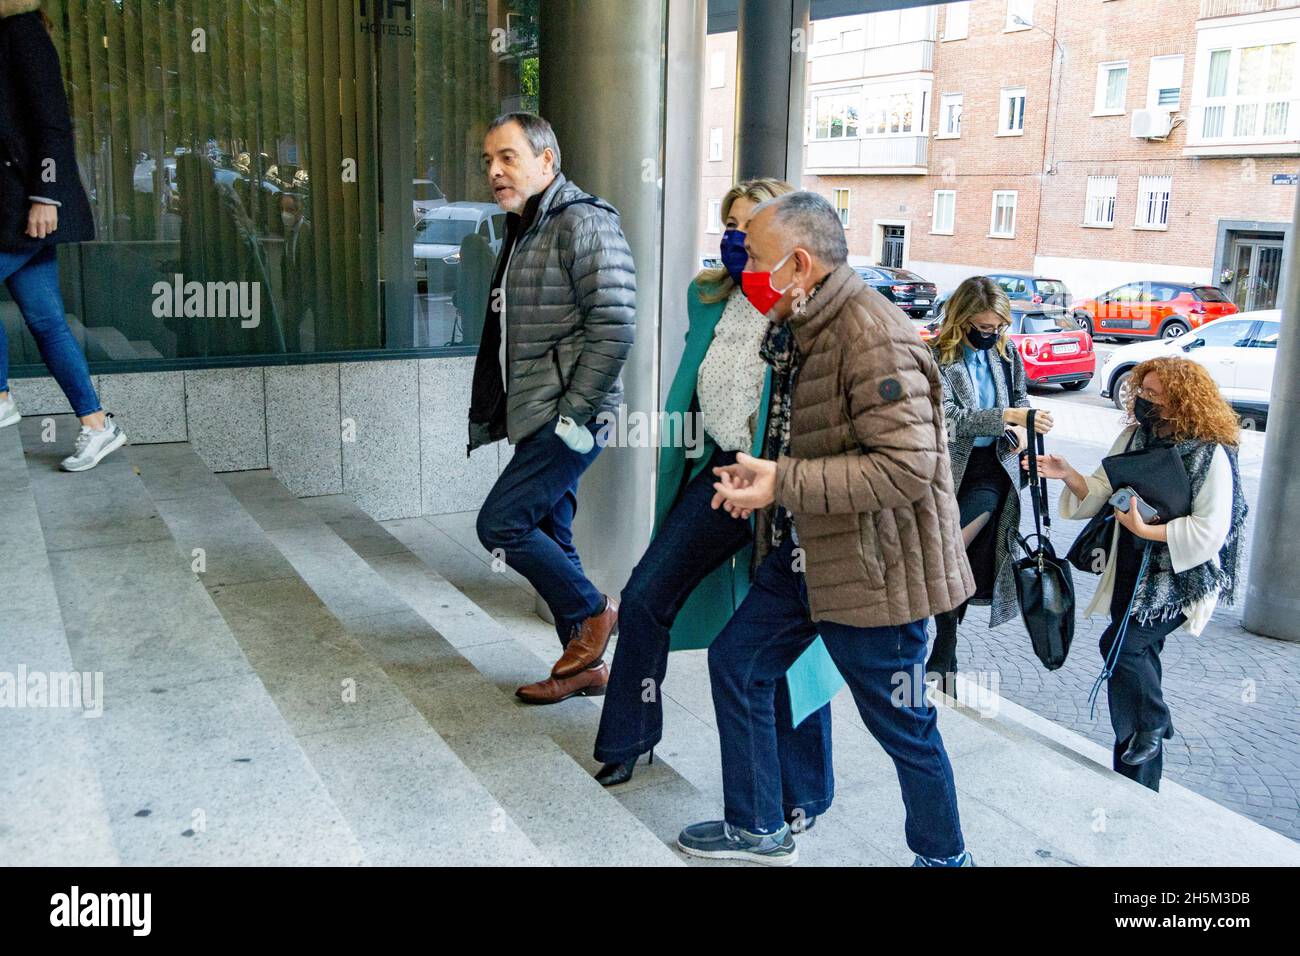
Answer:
[{"xmin": 764, "ymin": 263, "xmax": 975, "ymax": 627}]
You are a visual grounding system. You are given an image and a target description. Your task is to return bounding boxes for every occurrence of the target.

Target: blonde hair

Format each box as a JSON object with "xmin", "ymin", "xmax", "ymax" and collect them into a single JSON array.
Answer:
[
  {"xmin": 696, "ymin": 177, "xmax": 795, "ymax": 304},
  {"xmin": 933, "ymin": 276, "xmax": 1013, "ymax": 365}
]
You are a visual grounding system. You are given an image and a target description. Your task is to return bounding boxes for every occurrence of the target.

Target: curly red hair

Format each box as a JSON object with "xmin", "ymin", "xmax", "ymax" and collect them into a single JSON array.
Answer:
[{"xmin": 1126, "ymin": 357, "xmax": 1240, "ymax": 447}]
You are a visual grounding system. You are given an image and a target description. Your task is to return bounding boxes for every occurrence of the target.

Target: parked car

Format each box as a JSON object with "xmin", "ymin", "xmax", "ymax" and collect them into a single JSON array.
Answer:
[
  {"xmin": 854, "ymin": 265, "xmax": 938, "ymax": 318},
  {"xmin": 413, "ymin": 178, "xmax": 448, "ymax": 221},
  {"xmin": 1099, "ymin": 310, "xmax": 1279, "ymax": 426},
  {"xmin": 930, "ymin": 272, "xmax": 1093, "ymax": 331},
  {"xmin": 919, "ymin": 304, "xmax": 1094, "ymax": 391},
  {"xmin": 413, "ymin": 202, "xmax": 505, "ymax": 292},
  {"xmin": 1073, "ymin": 281, "xmax": 1237, "ymax": 342}
]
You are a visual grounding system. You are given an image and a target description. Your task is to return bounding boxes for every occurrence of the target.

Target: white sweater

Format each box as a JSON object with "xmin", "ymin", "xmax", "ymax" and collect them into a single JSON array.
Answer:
[{"xmin": 1058, "ymin": 425, "xmax": 1234, "ymax": 636}]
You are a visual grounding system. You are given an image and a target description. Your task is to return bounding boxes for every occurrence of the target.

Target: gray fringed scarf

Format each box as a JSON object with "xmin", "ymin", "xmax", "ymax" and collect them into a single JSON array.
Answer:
[{"xmin": 1129, "ymin": 427, "xmax": 1248, "ymax": 625}]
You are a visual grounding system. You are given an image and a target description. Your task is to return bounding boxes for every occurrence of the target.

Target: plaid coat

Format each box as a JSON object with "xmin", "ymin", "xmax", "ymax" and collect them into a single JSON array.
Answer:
[{"xmin": 937, "ymin": 345, "xmax": 1030, "ymax": 628}]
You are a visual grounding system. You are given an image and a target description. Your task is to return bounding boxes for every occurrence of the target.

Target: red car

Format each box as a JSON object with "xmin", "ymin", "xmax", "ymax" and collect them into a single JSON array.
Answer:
[
  {"xmin": 918, "ymin": 306, "xmax": 1094, "ymax": 390},
  {"xmin": 1073, "ymin": 281, "xmax": 1237, "ymax": 341},
  {"xmin": 1010, "ymin": 307, "xmax": 1095, "ymax": 390}
]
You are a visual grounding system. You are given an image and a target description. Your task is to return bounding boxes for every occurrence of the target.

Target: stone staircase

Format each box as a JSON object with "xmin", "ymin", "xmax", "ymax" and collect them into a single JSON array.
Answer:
[{"xmin": 2, "ymin": 420, "xmax": 1297, "ymax": 866}]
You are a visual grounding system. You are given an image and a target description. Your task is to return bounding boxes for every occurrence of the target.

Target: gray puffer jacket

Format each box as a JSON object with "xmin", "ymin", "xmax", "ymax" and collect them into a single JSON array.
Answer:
[{"xmin": 468, "ymin": 173, "xmax": 636, "ymax": 451}]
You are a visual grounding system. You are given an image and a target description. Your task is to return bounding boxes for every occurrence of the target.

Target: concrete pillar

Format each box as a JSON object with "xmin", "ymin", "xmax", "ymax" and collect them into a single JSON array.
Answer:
[
  {"xmin": 1243, "ymin": 185, "xmax": 1300, "ymax": 642},
  {"xmin": 537, "ymin": 0, "xmax": 704, "ymax": 602},
  {"xmin": 734, "ymin": 0, "xmax": 810, "ymax": 184}
]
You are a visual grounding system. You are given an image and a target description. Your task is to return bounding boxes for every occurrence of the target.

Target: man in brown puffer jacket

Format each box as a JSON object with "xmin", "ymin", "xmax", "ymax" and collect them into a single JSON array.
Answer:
[{"xmin": 676, "ymin": 192, "xmax": 976, "ymax": 867}]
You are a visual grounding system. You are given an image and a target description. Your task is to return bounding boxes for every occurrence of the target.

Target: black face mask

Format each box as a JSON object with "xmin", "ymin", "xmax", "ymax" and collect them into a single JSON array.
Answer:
[
  {"xmin": 1134, "ymin": 396, "xmax": 1163, "ymax": 430},
  {"xmin": 967, "ymin": 329, "xmax": 999, "ymax": 351}
]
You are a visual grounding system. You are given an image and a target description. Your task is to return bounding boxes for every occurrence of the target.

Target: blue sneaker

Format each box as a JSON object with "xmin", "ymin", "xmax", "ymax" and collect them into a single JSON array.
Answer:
[
  {"xmin": 912, "ymin": 850, "xmax": 976, "ymax": 867},
  {"xmin": 677, "ymin": 820, "xmax": 798, "ymax": 866}
]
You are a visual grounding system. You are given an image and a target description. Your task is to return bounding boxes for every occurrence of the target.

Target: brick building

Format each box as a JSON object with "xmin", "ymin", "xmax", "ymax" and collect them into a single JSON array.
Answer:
[{"xmin": 702, "ymin": 0, "xmax": 1298, "ymax": 309}]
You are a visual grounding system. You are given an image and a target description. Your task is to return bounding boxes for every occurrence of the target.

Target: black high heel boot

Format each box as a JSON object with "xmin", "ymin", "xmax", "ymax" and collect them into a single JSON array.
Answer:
[
  {"xmin": 926, "ymin": 610, "xmax": 961, "ymax": 698},
  {"xmin": 594, "ymin": 748, "xmax": 654, "ymax": 787}
]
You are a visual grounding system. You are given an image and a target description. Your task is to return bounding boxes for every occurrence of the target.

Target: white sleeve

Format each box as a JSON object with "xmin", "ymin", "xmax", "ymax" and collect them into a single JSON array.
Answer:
[
  {"xmin": 1058, "ymin": 427, "xmax": 1133, "ymax": 520},
  {"xmin": 1164, "ymin": 446, "xmax": 1233, "ymax": 574}
]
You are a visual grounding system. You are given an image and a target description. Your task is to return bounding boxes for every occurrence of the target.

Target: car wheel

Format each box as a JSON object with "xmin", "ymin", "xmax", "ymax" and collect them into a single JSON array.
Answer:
[
  {"xmin": 1074, "ymin": 311, "xmax": 1094, "ymax": 337},
  {"xmin": 1111, "ymin": 369, "xmax": 1134, "ymax": 410},
  {"xmin": 1161, "ymin": 320, "xmax": 1189, "ymax": 339},
  {"xmin": 1061, "ymin": 380, "xmax": 1088, "ymax": 392}
]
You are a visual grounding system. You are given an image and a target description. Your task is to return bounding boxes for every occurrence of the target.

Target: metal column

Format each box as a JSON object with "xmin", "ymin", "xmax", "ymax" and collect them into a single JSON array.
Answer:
[{"xmin": 734, "ymin": 0, "xmax": 810, "ymax": 184}]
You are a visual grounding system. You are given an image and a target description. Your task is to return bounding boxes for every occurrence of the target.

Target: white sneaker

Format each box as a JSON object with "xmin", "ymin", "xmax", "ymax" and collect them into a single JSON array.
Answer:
[
  {"xmin": 60, "ymin": 414, "xmax": 127, "ymax": 472},
  {"xmin": 0, "ymin": 394, "xmax": 19, "ymax": 429}
]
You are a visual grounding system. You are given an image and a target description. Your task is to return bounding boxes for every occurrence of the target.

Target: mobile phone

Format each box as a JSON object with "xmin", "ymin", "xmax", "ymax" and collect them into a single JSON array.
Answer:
[{"xmin": 1109, "ymin": 487, "xmax": 1159, "ymax": 523}]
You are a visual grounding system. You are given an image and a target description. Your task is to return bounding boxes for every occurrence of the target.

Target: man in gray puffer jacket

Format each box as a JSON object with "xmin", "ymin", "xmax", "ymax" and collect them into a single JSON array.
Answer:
[{"xmin": 469, "ymin": 113, "xmax": 636, "ymax": 705}]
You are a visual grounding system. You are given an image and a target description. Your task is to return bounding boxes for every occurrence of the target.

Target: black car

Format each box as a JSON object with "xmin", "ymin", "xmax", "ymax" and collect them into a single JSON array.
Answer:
[{"xmin": 853, "ymin": 266, "xmax": 938, "ymax": 319}]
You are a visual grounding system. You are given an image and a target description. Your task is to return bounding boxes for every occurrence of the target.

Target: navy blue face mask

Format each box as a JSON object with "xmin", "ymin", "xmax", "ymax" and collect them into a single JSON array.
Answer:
[{"xmin": 720, "ymin": 229, "xmax": 748, "ymax": 285}]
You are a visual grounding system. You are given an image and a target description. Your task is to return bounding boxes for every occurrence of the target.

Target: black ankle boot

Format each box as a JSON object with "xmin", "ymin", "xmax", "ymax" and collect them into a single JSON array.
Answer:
[
  {"xmin": 594, "ymin": 748, "xmax": 654, "ymax": 787},
  {"xmin": 1121, "ymin": 730, "xmax": 1164, "ymax": 766},
  {"xmin": 926, "ymin": 611, "xmax": 960, "ymax": 693}
]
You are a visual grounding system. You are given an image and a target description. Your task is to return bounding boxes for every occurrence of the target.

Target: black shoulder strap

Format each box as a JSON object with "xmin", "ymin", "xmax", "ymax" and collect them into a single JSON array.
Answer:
[{"xmin": 1025, "ymin": 409, "xmax": 1051, "ymax": 539}]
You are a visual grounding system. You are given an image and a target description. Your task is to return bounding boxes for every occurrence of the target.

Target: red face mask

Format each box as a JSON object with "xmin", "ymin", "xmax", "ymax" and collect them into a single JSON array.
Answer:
[{"xmin": 741, "ymin": 250, "xmax": 796, "ymax": 315}]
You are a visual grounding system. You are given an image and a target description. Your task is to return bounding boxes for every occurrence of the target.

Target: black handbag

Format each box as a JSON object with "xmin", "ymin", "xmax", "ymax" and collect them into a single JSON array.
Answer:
[
  {"xmin": 1011, "ymin": 410, "xmax": 1076, "ymax": 670},
  {"xmin": 1101, "ymin": 443, "xmax": 1193, "ymax": 522},
  {"xmin": 1065, "ymin": 430, "xmax": 1138, "ymax": 574}
]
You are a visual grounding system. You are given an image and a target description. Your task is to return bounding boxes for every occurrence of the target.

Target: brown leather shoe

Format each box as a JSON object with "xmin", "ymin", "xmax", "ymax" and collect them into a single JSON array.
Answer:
[
  {"xmin": 551, "ymin": 595, "xmax": 619, "ymax": 678},
  {"xmin": 515, "ymin": 661, "xmax": 609, "ymax": 705}
]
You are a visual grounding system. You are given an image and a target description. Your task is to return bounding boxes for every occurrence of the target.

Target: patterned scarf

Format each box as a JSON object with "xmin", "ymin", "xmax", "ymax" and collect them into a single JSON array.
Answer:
[{"xmin": 1129, "ymin": 427, "xmax": 1249, "ymax": 625}]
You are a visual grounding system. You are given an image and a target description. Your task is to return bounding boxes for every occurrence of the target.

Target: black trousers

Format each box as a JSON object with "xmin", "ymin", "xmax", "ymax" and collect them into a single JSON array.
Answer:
[
  {"xmin": 929, "ymin": 445, "xmax": 1011, "ymax": 674},
  {"xmin": 1102, "ymin": 529, "xmax": 1183, "ymax": 792}
]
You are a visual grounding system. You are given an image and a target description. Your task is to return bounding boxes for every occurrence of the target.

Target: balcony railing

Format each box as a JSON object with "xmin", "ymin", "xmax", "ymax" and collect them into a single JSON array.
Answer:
[
  {"xmin": 1184, "ymin": 98, "xmax": 1300, "ymax": 154},
  {"xmin": 805, "ymin": 134, "xmax": 929, "ymax": 172},
  {"xmin": 1199, "ymin": 0, "xmax": 1300, "ymax": 18},
  {"xmin": 809, "ymin": 39, "xmax": 934, "ymax": 85}
]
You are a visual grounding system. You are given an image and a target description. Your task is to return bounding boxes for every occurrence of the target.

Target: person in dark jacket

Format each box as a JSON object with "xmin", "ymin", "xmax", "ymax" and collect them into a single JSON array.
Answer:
[
  {"xmin": 0, "ymin": 0, "xmax": 126, "ymax": 471},
  {"xmin": 468, "ymin": 112, "xmax": 636, "ymax": 705}
]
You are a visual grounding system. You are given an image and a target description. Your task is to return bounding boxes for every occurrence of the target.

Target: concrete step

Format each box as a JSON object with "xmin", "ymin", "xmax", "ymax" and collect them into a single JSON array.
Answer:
[
  {"xmin": 0, "ymin": 423, "xmax": 118, "ymax": 865},
  {"xmin": 388, "ymin": 513, "xmax": 1300, "ymax": 867},
  {"xmin": 220, "ymin": 471, "xmax": 682, "ymax": 867},
  {"xmin": 15, "ymin": 417, "xmax": 365, "ymax": 865},
  {"xmin": 126, "ymin": 442, "xmax": 546, "ymax": 866}
]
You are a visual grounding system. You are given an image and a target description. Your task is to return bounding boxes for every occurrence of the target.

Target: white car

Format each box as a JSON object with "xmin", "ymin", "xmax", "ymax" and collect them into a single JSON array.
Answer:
[
  {"xmin": 1099, "ymin": 310, "xmax": 1280, "ymax": 424},
  {"xmin": 413, "ymin": 202, "xmax": 505, "ymax": 292}
]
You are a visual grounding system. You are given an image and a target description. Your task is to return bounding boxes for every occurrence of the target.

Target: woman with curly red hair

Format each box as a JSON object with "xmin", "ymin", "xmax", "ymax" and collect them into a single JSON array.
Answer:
[{"xmin": 1028, "ymin": 357, "xmax": 1247, "ymax": 790}]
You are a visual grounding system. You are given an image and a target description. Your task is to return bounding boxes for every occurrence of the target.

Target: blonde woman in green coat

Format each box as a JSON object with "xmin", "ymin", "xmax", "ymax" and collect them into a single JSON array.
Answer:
[{"xmin": 592, "ymin": 180, "xmax": 836, "ymax": 829}]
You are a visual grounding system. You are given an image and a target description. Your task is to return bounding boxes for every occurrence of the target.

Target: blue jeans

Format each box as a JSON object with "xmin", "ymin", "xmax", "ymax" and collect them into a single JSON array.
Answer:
[
  {"xmin": 708, "ymin": 536, "xmax": 966, "ymax": 857},
  {"xmin": 0, "ymin": 246, "xmax": 101, "ymax": 417},
  {"xmin": 594, "ymin": 446, "xmax": 834, "ymax": 818},
  {"xmin": 476, "ymin": 414, "xmax": 606, "ymax": 644}
]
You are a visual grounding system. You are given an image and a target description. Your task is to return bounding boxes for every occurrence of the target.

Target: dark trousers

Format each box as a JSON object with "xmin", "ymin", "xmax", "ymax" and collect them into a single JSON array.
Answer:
[
  {"xmin": 929, "ymin": 444, "xmax": 1010, "ymax": 674},
  {"xmin": 1099, "ymin": 611, "xmax": 1183, "ymax": 792},
  {"xmin": 594, "ymin": 448, "xmax": 834, "ymax": 819},
  {"xmin": 476, "ymin": 414, "xmax": 605, "ymax": 645},
  {"xmin": 708, "ymin": 536, "xmax": 965, "ymax": 857}
]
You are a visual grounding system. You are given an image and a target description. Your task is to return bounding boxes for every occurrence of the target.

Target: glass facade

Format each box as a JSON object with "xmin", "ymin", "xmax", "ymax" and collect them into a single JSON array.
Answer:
[{"xmin": 4, "ymin": 0, "xmax": 539, "ymax": 377}]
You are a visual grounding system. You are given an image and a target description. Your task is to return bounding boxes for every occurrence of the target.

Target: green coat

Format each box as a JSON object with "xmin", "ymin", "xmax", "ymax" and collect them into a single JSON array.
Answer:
[
  {"xmin": 660, "ymin": 280, "xmax": 771, "ymax": 652},
  {"xmin": 660, "ymin": 282, "xmax": 845, "ymax": 725}
]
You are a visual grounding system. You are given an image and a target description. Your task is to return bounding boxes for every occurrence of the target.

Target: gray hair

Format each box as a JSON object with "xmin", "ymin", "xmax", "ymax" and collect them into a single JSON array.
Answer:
[
  {"xmin": 751, "ymin": 191, "xmax": 848, "ymax": 268},
  {"xmin": 487, "ymin": 112, "xmax": 562, "ymax": 173}
]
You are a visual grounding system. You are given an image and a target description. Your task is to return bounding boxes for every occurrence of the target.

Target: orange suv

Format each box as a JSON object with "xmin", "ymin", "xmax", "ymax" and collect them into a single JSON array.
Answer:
[{"xmin": 1072, "ymin": 282, "xmax": 1237, "ymax": 342}]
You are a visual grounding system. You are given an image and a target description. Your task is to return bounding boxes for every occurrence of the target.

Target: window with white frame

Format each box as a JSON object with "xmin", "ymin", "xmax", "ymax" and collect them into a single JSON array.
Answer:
[
  {"xmin": 1083, "ymin": 175, "xmax": 1118, "ymax": 227},
  {"xmin": 707, "ymin": 200, "xmax": 722, "ymax": 234},
  {"xmin": 1135, "ymin": 175, "xmax": 1171, "ymax": 228},
  {"xmin": 833, "ymin": 188, "xmax": 851, "ymax": 227},
  {"xmin": 1006, "ymin": 0, "xmax": 1033, "ymax": 31},
  {"xmin": 999, "ymin": 87, "xmax": 1026, "ymax": 134},
  {"xmin": 940, "ymin": 93, "xmax": 963, "ymax": 136},
  {"xmin": 943, "ymin": 2, "xmax": 970, "ymax": 41},
  {"xmin": 932, "ymin": 190, "xmax": 956, "ymax": 234},
  {"xmin": 1196, "ymin": 41, "xmax": 1297, "ymax": 142},
  {"xmin": 709, "ymin": 50, "xmax": 726, "ymax": 89},
  {"xmin": 990, "ymin": 191, "xmax": 1017, "ymax": 237},
  {"xmin": 709, "ymin": 127, "xmax": 723, "ymax": 162},
  {"xmin": 1148, "ymin": 55, "xmax": 1184, "ymax": 109},
  {"xmin": 813, "ymin": 91, "xmax": 861, "ymax": 139},
  {"xmin": 1094, "ymin": 62, "xmax": 1128, "ymax": 114}
]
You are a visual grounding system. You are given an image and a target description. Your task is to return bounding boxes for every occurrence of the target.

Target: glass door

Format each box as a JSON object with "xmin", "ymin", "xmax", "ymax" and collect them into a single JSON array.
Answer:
[{"xmin": 1229, "ymin": 237, "xmax": 1284, "ymax": 312}]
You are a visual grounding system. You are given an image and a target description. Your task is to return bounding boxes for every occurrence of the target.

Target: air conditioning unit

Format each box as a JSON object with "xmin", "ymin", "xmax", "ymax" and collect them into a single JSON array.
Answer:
[{"xmin": 1131, "ymin": 108, "xmax": 1174, "ymax": 139}]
